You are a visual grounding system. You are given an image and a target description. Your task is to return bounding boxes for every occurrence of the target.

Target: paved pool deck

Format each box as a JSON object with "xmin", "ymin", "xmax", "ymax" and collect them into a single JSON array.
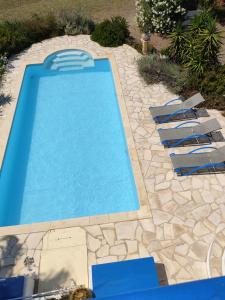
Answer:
[{"xmin": 0, "ymin": 35, "xmax": 225, "ymax": 290}]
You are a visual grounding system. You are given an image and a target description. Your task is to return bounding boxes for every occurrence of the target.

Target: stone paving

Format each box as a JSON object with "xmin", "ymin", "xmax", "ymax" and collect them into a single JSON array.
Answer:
[{"xmin": 1, "ymin": 35, "xmax": 225, "ymax": 290}]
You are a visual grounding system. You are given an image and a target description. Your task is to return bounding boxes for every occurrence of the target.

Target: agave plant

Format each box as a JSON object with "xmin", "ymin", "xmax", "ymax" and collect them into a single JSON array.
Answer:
[
  {"xmin": 198, "ymin": 18, "xmax": 223, "ymax": 66},
  {"xmin": 168, "ymin": 23, "xmax": 189, "ymax": 63},
  {"xmin": 189, "ymin": 10, "xmax": 214, "ymax": 34}
]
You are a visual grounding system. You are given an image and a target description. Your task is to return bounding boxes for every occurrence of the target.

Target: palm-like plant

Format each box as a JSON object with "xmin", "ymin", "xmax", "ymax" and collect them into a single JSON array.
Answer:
[
  {"xmin": 198, "ymin": 18, "xmax": 223, "ymax": 65},
  {"xmin": 189, "ymin": 10, "xmax": 214, "ymax": 34},
  {"xmin": 168, "ymin": 23, "xmax": 189, "ymax": 63}
]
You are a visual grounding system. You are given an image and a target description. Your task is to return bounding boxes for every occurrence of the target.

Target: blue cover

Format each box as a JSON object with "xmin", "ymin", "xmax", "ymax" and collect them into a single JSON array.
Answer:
[
  {"xmin": 0, "ymin": 276, "xmax": 24, "ymax": 300},
  {"xmin": 92, "ymin": 257, "xmax": 159, "ymax": 298},
  {"xmin": 97, "ymin": 276, "xmax": 225, "ymax": 300}
]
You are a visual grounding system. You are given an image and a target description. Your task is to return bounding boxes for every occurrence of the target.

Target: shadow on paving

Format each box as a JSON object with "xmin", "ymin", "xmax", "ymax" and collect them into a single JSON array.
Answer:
[
  {"xmin": 156, "ymin": 263, "xmax": 169, "ymax": 286},
  {"xmin": 0, "ymin": 235, "xmax": 23, "ymax": 277}
]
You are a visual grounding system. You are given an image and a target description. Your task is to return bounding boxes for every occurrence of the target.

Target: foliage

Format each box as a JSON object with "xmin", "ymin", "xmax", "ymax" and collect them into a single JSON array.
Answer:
[
  {"xmin": 60, "ymin": 287, "xmax": 93, "ymax": 300},
  {"xmin": 0, "ymin": 15, "xmax": 60, "ymax": 57},
  {"xmin": 167, "ymin": 11, "xmax": 222, "ymax": 75},
  {"xmin": 138, "ymin": 54, "xmax": 188, "ymax": 94},
  {"xmin": 0, "ymin": 12, "xmax": 95, "ymax": 58},
  {"xmin": 0, "ymin": 54, "xmax": 7, "ymax": 80},
  {"xmin": 198, "ymin": 0, "xmax": 216, "ymax": 9},
  {"xmin": 56, "ymin": 11, "xmax": 95, "ymax": 35},
  {"xmin": 183, "ymin": 66, "xmax": 225, "ymax": 110},
  {"xmin": 136, "ymin": 0, "xmax": 186, "ymax": 34},
  {"xmin": 91, "ymin": 16, "xmax": 130, "ymax": 47}
]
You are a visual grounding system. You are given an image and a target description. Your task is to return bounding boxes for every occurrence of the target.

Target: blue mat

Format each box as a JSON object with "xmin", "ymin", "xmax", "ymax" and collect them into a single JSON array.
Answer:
[
  {"xmin": 96, "ymin": 276, "xmax": 225, "ymax": 300},
  {"xmin": 92, "ymin": 257, "xmax": 159, "ymax": 298},
  {"xmin": 0, "ymin": 276, "xmax": 24, "ymax": 300}
]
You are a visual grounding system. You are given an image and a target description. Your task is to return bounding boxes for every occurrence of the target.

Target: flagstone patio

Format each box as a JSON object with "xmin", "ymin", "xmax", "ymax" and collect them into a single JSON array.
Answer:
[{"xmin": 0, "ymin": 35, "xmax": 225, "ymax": 290}]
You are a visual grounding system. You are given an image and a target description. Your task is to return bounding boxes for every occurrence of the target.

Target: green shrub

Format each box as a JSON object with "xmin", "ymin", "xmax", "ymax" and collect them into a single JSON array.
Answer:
[
  {"xmin": 0, "ymin": 15, "xmax": 60, "ymax": 57},
  {"xmin": 138, "ymin": 54, "xmax": 188, "ymax": 94},
  {"xmin": 91, "ymin": 16, "xmax": 129, "ymax": 47},
  {"xmin": 56, "ymin": 11, "xmax": 95, "ymax": 35},
  {"xmin": 167, "ymin": 11, "xmax": 222, "ymax": 75},
  {"xmin": 198, "ymin": 0, "xmax": 216, "ymax": 9},
  {"xmin": 182, "ymin": 65, "xmax": 225, "ymax": 110}
]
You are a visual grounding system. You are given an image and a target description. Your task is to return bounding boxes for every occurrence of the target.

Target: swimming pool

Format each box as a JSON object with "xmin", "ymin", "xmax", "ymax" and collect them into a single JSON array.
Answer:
[{"xmin": 0, "ymin": 50, "xmax": 139, "ymax": 226}]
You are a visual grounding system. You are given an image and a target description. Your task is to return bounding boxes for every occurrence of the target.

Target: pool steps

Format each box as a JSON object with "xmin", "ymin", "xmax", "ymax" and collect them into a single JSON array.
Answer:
[{"xmin": 47, "ymin": 50, "xmax": 94, "ymax": 71}]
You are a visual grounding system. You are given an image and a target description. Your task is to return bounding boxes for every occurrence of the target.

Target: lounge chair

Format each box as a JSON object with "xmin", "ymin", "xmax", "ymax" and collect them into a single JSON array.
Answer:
[
  {"xmin": 149, "ymin": 93, "xmax": 205, "ymax": 124},
  {"xmin": 170, "ymin": 145, "xmax": 225, "ymax": 176},
  {"xmin": 158, "ymin": 119, "xmax": 222, "ymax": 148},
  {"xmin": 91, "ymin": 257, "xmax": 159, "ymax": 298}
]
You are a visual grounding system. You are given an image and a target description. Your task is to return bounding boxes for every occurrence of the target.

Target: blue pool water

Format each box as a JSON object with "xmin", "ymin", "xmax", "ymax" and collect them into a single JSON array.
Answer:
[{"xmin": 0, "ymin": 50, "xmax": 139, "ymax": 226}]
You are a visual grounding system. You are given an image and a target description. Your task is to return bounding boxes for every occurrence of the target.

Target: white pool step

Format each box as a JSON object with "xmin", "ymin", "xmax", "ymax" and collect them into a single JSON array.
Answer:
[
  {"xmin": 52, "ymin": 54, "xmax": 90, "ymax": 63},
  {"xmin": 46, "ymin": 50, "xmax": 95, "ymax": 72}
]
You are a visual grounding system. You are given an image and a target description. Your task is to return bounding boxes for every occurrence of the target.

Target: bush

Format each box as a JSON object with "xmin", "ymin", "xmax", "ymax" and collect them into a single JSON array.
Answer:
[
  {"xmin": 167, "ymin": 11, "xmax": 222, "ymax": 75},
  {"xmin": 0, "ymin": 15, "xmax": 60, "ymax": 57},
  {"xmin": 138, "ymin": 54, "xmax": 188, "ymax": 94},
  {"xmin": 198, "ymin": 0, "xmax": 216, "ymax": 9},
  {"xmin": 0, "ymin": 54, "xmax": 7, "ymax": 80},
  {"xmin": 179, "ymin": 65, "xmax": 225, "ymax": 111},
  {"xmin": 91, "ymin": 16, "xmax": 129, "ymax": 47},
  {"xmin": 136, "ymin": 0, "xmax": 186, "ymax": 34},
  {"xmin": 0, "ymin": 12, "xmax": 95, "ymax": 58},
  {"xmin": 56, "ymin": 11, "xmax": 95, "ymax": 35}
]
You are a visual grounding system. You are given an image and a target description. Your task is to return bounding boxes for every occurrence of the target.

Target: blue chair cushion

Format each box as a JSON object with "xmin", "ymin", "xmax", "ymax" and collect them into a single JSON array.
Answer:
[
  {"xmin": 96, "ymin": 276, "xmax": 225, "ymax": 300},
  {"xmin": 92, "ymin": 257, "xmax": 159, "ymax": 298},
  {"xmin": 0, "ymin": 276, "xmax": 24, "ymax": 300}
]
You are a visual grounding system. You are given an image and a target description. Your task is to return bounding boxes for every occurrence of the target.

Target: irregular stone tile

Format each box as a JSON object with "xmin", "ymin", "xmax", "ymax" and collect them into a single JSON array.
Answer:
[
  {"xmin": 192, "ymin": 204, "xmax": 211, "ymax": 221},
  {"xmin": 135, "ymin": 225, "xmax": 143, "ymax": 242},
  {"xmin": 171, "ymin": 180, "xmax": 183, "ymax": 192},
  {"xmin": 115, "ymin": 221, "xmax": 138, "ymax": 240},
  {"xmin": 110, "ymin": 244, "xmax": 127, "ymax": 256},
  {"xmin": 175, "ymin": 244, "xmax": 189, "ymax": 256},
  {"xmin": 142, "ymin": 231, "xmax": 155, "ymax": 245},
  {"xmin": 87, "ymin": 235, "xmax": 101, "ymax": 252},
  {"xmin": 138, "ymin": 244, "xmax": 149, "ymax": 257},
  {"xmin": 189, "ymin": 242, "xmax": 208, "ymax": 261},
  {"xmin": 158, "ymin": 190, "xmax": 173, "ymax": 205},
  {"xmin": 140, "ymin": 219, "xmax": 155, "ymax": 232},
  {"xmin": 201, "ymin": 191, "xmax": 215, "ymax": 203},
  {"xmin": 208, "ymin": 211, "xmax": 221, "ymax": 226},
  {"xmin": 152, "ymin": 210, "xmax": 173, "ymax": 225},
  {"xmin": 193, "ymin": 222, "xmax": 210, "ymax": 237},
  {"xmin": 192, "ymin": 178, "xmax": 203, "ymax": 189},
  {"xmin": 155, "ymin": 182, "xmax": 170, "ymax": 191},
  {"xmin": 156, "ymin": 226, "xmax": 164, "ymax": 240},
  {"xmin": 147, "ymin": 241, "xmax": 161, "ymax": 252},
  {"xmin": 85, "ymin": 225, "xmax": 102, "ymax": 237},
  {"xmin": 97, "ymin": 256, "xmax": 118, "ymax": 264},
  {"xmin": 102, "ymin": 229, "xmax": 116, "ymax": 246},
  {"xmin": 96, "ymin": 245, "xmax": 110, "ymax": 258},
  {"xmin": 163, "ymin": 223, "xmax": 174, "ymax": 240},
  {"xmin": 126, "ymin": 240, "xmax": 138, "ymax": 254}
]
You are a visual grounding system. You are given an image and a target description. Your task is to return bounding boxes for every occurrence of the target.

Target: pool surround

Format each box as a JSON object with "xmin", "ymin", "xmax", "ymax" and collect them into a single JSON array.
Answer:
[{"xmin": 0, "ymin": 45, "xmax": 150, "ymax": 235}]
